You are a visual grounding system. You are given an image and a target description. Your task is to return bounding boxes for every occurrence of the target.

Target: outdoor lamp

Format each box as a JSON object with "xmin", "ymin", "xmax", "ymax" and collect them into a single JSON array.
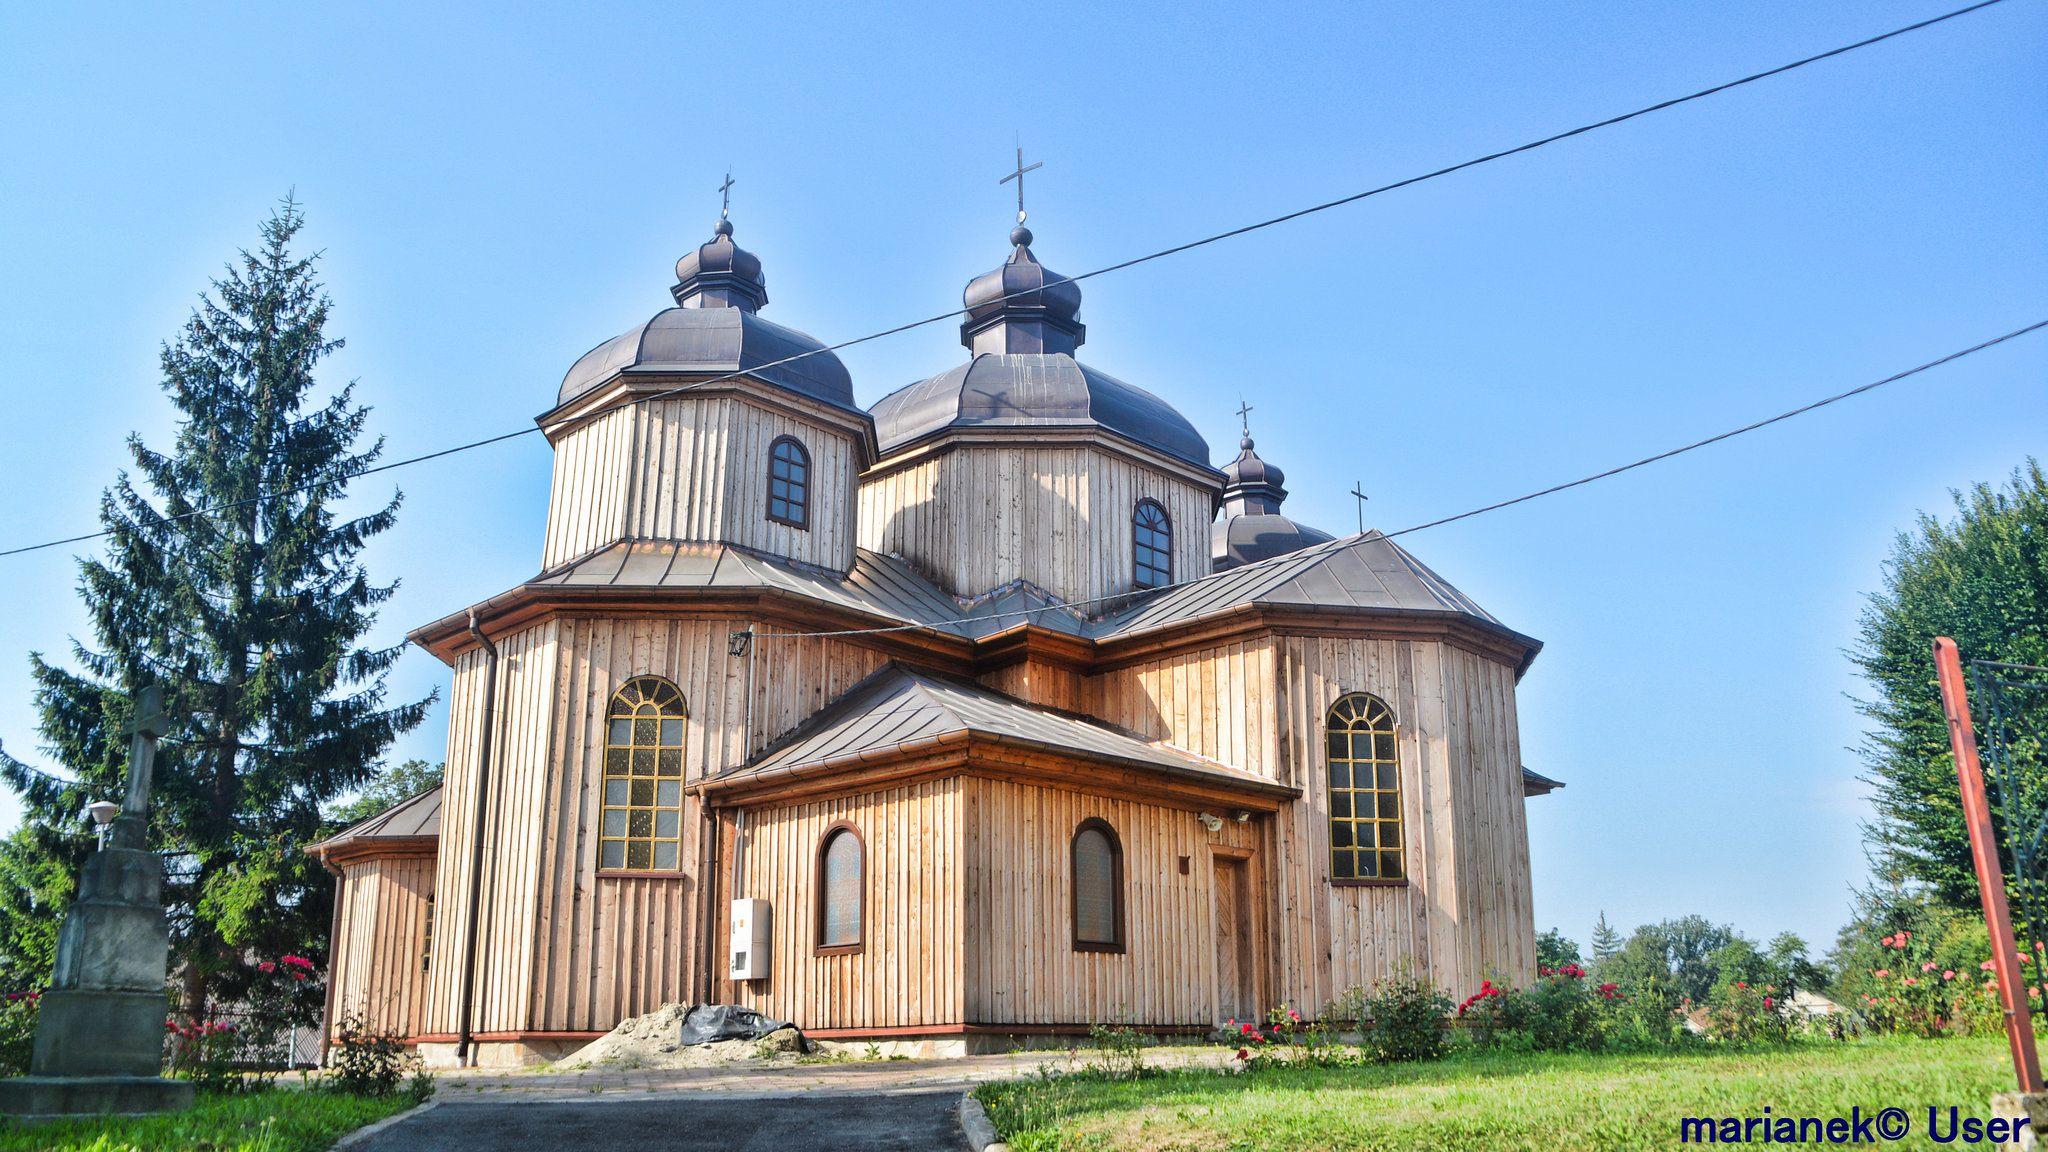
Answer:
[
  {"xmin": 1197, "ymin": 812, "xmax": 1223, "ymax": 833},
  {"xmin": 84, "ymin": 800, "xmax": 119, "ymax": 849}
]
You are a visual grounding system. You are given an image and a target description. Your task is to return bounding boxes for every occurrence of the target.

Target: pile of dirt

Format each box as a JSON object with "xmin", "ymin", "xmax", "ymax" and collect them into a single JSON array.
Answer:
[{"xmin": 558, "ymin": 1003, "xmax": 808, "ymax": 1071}]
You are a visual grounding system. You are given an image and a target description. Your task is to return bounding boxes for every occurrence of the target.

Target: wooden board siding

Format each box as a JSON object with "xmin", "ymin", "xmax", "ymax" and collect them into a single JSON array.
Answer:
[
  {"xmin": 962, "ymin": 778, "xmax": 1260, "ymax": 1027},
  {"xmin": 543, "ymin": 397, "xmax": 859, "ymax": 573},
  {"xmin": 331, "ymin": 854, "xmax": 435, "ymax": 1037},
  {"xmin": 1087, "ymin": 635, "xmax": 1534, "ymax": 1012},
  {"xmin": 428, "ymin": 612, "xmax": 894, "ymax": 1038},
  {"xmin": 858, "ymin": 444, "xmax": 1213, "ymax": 606},
  {"xmin": 728, "ymin": 779, "xmax": 964, "ymax": 1031}
]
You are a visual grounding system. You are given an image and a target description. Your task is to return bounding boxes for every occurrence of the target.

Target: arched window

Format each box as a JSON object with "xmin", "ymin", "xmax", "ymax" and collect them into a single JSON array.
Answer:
[
  {"xmin": 816, "ymin": 823, "xmax": 864, "ymax": 955},
  {"xmin": 768, "ymin": 436, "xmax": 810, "ymax": 529},
  {"xmin": 1071, "ymin": 819, "xmax": 1125, "ymax": 953},
  {"xmin": 1133, "ymin": 499, "xmax": 1172, "ymax": 590},
  {"xmin": 1326, "ymin": 693, "xmax": 1403, "ymax": 882},
  {"xmin": 601, "ymin": 676, "xmax": 688, "ymax": 871}
]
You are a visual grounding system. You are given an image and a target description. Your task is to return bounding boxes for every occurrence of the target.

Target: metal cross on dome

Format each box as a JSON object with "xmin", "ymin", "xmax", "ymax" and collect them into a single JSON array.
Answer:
[
  {"xmin": 718, "ymin": 172, "xmax": 735, "ymax": 220},
  {"xmin": 1351, "ymin": 482, "xmax": 1369, "ymax": 534},
  {"xmin": 1000, "ymin": 147, "xmax": 1042, "ymax": 224},
  {"xmin": 1236, "ymin": 399, "xmax": 1255, "ymax": 437}
]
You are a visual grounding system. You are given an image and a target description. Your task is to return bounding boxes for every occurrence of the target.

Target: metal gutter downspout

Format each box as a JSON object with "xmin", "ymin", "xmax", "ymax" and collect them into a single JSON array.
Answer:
[{"xmin": 456, "ymin": 613, "xmax": 500, "ymax": 1067}]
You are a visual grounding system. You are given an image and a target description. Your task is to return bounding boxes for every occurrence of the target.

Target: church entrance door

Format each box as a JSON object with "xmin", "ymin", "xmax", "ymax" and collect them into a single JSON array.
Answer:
[{"xmin": 1212, "ymin": 852, "xmax": 1259, "ymax": 1024}]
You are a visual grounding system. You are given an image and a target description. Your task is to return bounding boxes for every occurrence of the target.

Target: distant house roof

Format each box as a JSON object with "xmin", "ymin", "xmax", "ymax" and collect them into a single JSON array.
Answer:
[
  {"xmin": 1521, "ymin": 767, "xmax": 1565, "ymax": 797},
  {"xmin": 306, "ymin": 786, "xmax": 441, "ymax": 864},
  {"xmin": 700, "ymin": 662, "xmax": 1297, "ymax": 807}
]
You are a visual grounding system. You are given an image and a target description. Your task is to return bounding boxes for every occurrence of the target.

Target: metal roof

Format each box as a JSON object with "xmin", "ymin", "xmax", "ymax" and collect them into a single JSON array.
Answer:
[
  {"xmin": 308, "ymin": 786, "xmax": 442, "ymax": 852},
  {"xmin": 713, "ymin": 662, "xmax": 1292, "ymax": 797},
  {"xmin": 556, "ymin": 307, "xmax": 858, "ymax": 414},
  {"xmin": 1211, "ymin": 514, "xmax": 1337, "ymax": 573},
  {"xmin": 1094, "ymin": 530, "xmax": 1503, "ymax": 638},
  {"xmin": 1521, "ymin": 767, "xmax": 1566, "ymax": 797},
  {"xmin": 868, "ymin": 353, "xmax": 1212, "ymax": 469}
]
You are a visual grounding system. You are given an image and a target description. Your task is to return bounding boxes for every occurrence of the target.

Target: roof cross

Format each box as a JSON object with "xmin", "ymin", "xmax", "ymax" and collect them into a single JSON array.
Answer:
[
  {"xmin": 999, "ymin": 147, "xmax": 1042, "ymax": 224},
  {"xmin": 1236, "ymin": 399, "xmax": 1255, "ymax": 438},
  {"xmin": 1350, "ymin": 482, "xmax": 1370, "ymax": 534},
  {"xmin": 718, "ymin": 172, "xmax": 735, "ymax": 220}
]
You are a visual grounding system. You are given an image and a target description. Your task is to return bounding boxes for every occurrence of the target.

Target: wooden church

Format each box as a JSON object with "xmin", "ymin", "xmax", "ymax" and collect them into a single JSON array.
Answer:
[{"xmin": 308, "ymin": 211, "xmax": 1559, "ymax": 1067}]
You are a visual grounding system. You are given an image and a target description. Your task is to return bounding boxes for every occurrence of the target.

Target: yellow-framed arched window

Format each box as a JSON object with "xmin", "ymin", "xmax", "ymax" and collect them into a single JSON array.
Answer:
[
  {"xmin": 1327, "ymin": 693, "xmax": 1403, "ymax": 882},
  {"xmin": 601, "ymin": 675, "xmax": 688, "ymax": 871}
]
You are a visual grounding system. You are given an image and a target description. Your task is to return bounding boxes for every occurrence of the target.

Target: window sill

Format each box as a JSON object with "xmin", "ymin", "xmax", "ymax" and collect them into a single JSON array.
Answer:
[
  {"xmin": 596, "ymin": 869, "xmax": 687, "ymax": 879},
  {"xmin": 813, "ymin": 944, "xmax": 863, "ymax": 958},
  {"xmin": 1073, "ymin": 942, "xmax": 1126, "ymax": 955},
  {"xmin": 1330, "ymin": 878, "xmax": 1410, "ymax": 888},
  {"xmin": 766, "ymin": 514, "xmax": 809, "ymax": 531}
]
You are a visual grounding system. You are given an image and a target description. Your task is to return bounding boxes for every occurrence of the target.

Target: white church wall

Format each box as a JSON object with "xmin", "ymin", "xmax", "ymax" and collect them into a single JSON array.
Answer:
[
  {"xmin": 542, "ymin": 394, "xmax": 859, "ymax": 573},
  {"xmin": 857, "ymin": 441, "xmax": 1213, "ymax": 607}
]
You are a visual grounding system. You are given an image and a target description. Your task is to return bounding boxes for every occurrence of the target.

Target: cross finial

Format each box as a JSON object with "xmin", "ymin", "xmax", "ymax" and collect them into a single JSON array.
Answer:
[
  {"xmin": 1236, "ymin": 399, "xmax": 1255, "ymax": 438},
  {"xmin": 999, "ymin": 147, "xmax": 1042, "ymax": 224},
  {"xmin": 1350, "ymin": 482, "xmax": 1370, "ymax": 535},
  {"xmin": 718, "ymin": 172, "xmax": 736, "ymax": 221}
]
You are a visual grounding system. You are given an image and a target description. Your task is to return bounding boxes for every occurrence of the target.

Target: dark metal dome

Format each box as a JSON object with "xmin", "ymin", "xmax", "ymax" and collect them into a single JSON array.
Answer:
[
  {"xmin": 555, "ymin": 220, "xmax": 856, "ymax": 413},
  {"xmin": 869, "ymin": 353, "xmax": 1211, "ymax": 467},
  {"xmin": 1211, "ymin": 436, "xmax": 1333, "ymax": 572},
  {"xmin": 959, "ymin": 226, "xmax": 1084, "ymax": 356}
]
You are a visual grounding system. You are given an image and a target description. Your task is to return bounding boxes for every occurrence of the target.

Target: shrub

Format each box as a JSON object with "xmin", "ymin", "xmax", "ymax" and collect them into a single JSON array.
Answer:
[
  {"xmin": 1519, "ymin": 964, "xmax": 1604, "ymax": 1052},
  {"xmin": 167, "ymin": 1015, "xmax": 253, "ymax": 1093},
  {"xmin": 1361, "ymin": 967, "xmax": 1453, "ymax": 1063},
  {"xmin": 1705, "ymin": 980, "xmax": 1793, "ymax": 1044},
  {"xmin": 1080, "ymin": 1013, "xmax": 1148, "ymax": 1080},
  {"xmin": 327, "ymin": 1013, "xmax": 423, "ymax": 1098},
  {"xmin": 0, "ymin": 991, "xmax": 37, "ymax": 1076}
]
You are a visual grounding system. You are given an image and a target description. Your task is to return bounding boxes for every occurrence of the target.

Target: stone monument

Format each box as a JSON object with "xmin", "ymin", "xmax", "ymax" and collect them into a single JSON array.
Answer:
[{"xmin": 0, "ymin": 685, "xmax": 193, "ymax": 1115}]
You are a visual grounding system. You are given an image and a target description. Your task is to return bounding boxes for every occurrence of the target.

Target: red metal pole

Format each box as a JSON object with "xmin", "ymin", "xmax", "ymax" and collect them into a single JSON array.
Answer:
[{"xmin": 1934, "ymin": 636, "xmax": 2043, "ymax": 1092}]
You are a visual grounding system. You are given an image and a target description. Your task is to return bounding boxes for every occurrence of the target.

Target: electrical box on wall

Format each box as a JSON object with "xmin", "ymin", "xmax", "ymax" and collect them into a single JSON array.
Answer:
[{"xmin": 729, "ymin": 899, "xmax": 771, "ymax": 980}]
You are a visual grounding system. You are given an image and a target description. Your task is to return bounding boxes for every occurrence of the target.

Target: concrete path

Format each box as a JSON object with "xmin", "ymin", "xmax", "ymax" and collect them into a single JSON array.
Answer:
[{"xmin": 349, "ymin": 1090, "xmax": 967, "ymax": 1152}]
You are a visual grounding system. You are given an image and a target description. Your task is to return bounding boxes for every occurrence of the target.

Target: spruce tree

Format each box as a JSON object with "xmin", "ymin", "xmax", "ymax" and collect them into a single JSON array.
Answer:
[
  {"xmin": 0, "ymin": 197, "xmax": 430, "ymax": 1019},
  {"xmin": 1591, "ymin": 911, "xmax": 1623, "ymax": 964}
]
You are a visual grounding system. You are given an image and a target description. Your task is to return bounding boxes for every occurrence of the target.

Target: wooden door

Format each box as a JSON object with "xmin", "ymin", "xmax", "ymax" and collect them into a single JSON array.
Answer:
[{"xmin": 1213, "ymin": 855, "xmax": 1257, "ymax": 1023}]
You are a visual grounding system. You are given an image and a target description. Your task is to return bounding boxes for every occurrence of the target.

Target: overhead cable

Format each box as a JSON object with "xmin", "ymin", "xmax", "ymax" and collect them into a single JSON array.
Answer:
[{"xmin": 0, "ymin": 0, "xmax": 2015, "ymax": 562}]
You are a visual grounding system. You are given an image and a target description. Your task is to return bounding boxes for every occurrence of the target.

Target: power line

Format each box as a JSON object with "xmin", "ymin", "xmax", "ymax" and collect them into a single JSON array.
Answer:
[
  {"xmin": 0, "ymin": 0, "xmax": 2015, "ymax": 562},
  {"xmin": 735, "ymin": 318, "xmax": 2041, "ymax": 640}
]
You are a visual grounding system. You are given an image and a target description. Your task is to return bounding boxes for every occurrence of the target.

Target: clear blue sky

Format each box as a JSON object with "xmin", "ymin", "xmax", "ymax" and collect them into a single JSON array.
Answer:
[{"xmin": 1, "ymin": 0, "xmax": 2041, "ymax": 958}]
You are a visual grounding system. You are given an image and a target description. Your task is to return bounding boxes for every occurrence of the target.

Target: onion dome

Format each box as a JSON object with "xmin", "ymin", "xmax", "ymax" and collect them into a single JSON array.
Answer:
[
  {"xmin": 871, "ymin": 354, "xmax": 1209, "ymax": 466},
  {"xmin": 869, "ymin": 227, "xmax": 1207, "ymax": 467},
  {"xmin": 1211, "ymin": 436, "xmax": 1334, "ymax": 573},
  {"xmin": 960, "ymin": 225, "xmax": 1085, "ymax": 356},
  {"xmin": 556, "ymin": 220, "xmax": 856, "ymax": 414}
]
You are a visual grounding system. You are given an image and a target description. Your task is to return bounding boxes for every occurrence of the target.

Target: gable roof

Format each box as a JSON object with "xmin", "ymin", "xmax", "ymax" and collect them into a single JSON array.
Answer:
[
  {"xmin": 701, "ymin": 663, "xmax": 1295, "ymax": 805},
  {"xmin": 1092, "ymin": 530, "xmax": 1499, "ymax": 638},
  {"xmin": 306, "ymin": 786, "xmax": 442, "ymax": 863}
]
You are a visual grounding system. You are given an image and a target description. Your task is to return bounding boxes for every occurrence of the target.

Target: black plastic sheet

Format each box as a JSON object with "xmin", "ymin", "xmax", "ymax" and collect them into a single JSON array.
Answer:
[{"xmin": 676, "ymin": 1004, "xmax": 796, "ymax": 1046}]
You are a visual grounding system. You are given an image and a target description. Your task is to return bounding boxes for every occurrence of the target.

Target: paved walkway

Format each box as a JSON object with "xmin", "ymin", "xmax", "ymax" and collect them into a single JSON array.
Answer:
[{"xmin": 421, "ymin": 1044, "xmax": 1232, "ymax": 1101}]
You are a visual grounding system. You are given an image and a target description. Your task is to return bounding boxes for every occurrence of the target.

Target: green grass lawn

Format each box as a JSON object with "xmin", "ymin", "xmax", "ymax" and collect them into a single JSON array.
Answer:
[
  {"xmin": 976, "ymin": 1037, "xmax": 2026, "ymax": 1150},
  {"xmin": 0, "ymin": 1087, "xmax": 420, "ymax": 1152}
]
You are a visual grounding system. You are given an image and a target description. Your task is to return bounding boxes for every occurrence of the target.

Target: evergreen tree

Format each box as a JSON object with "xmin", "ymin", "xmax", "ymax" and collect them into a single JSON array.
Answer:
[
  {"xmin": 331, "ymin": 758, "xmax": 442, "ymax": 826},
  {"xmin": 0, "ymin": 198, "xmax": 430, "ymax": 1019},
  {"xmin": 1590, "ymin": 911, "xmax": 1623, "ymax": 964},
  {"xmin": 1853, "ymin": 461, "xmax": 2048, "ymax": 913}
]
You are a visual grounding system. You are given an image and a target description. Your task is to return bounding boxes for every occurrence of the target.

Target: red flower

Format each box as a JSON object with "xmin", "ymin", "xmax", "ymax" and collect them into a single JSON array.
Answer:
[
  {"xmin": 1599, "ymin": 983, "xmax": 1618, "ymax": 992},
  {"xmin": 1944, "ymin": 970, "xmax": 1956, "ymax": 980},
  {"xmin": 1874, "ymin": 969, "xmax": 1889, "ymax": 978},
  {"xmin": 1881, "ymin": 935, "xmax": 1895, "ymax": 947},
  {"xmin": 281, "ymin": 955, "xmax": 314, "ymax": 970},
  {"xmin": 1236, "ymin": 1048, "xmax": 1249, "ymax": 1060},
  {"xmin": 258, "ymin": 961, "xmax": 275, "ymax": 973},
  {"xmin": 1734, "ymin": 982, "xmax": 1746, "ymax": 990}
]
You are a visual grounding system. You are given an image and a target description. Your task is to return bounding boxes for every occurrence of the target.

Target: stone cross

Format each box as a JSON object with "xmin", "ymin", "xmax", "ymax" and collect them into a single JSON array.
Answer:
[{"xmin": 110, "ymin": 685, "xmax": 166, "ymax": 851}]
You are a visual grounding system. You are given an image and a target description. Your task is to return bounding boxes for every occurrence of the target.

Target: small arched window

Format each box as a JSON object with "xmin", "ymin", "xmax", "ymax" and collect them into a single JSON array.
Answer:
[
  {"xmin": 601, "ymin": 676, "xmax": 688, "ymax": 871},
  {"xmin": 1327, "ymin": 693, "xmax": 1403, "ymax": 882},
  {"xmin": 1133, "ymin": 499, "xmax": 1172, "ymax": 590},
  {"xmin": 816, "ymin": 823, "xmax": 864, "ymax": 955},
  {"xmin": 768, "ymin": 436, "xmax": 810, "ymax": 529},
  {"xmin": 1071, "ymin": 819, "xmax": 1125, "ymax": 953}
]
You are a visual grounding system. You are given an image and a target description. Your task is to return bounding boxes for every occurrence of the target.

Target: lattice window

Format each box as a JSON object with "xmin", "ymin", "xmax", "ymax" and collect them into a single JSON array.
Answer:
[
  {"xmin": 1327, "ymin": 693, "xmax": 1404, "ymax": 881},
  {"xmin": 1071, "ymin": 820, "xmax": 1124, "ymax": 952},
  {"xmin": 420, "ymin": 896, "xmax": 434, "ymax": 973},
  {"xmin": 600, "ymin": 676, "xmax": 687, "ymax": 871},
  {"xmin": 768, "ymin": 436, "xmax": 810, "ymax": 529},
  {"xmin": 817, "ymin": 825, "xmax": 864, "ymax": 954},
  {"xmin": 1133, "ymin": 499, "xmax": 1172, "ymax": 590}
]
